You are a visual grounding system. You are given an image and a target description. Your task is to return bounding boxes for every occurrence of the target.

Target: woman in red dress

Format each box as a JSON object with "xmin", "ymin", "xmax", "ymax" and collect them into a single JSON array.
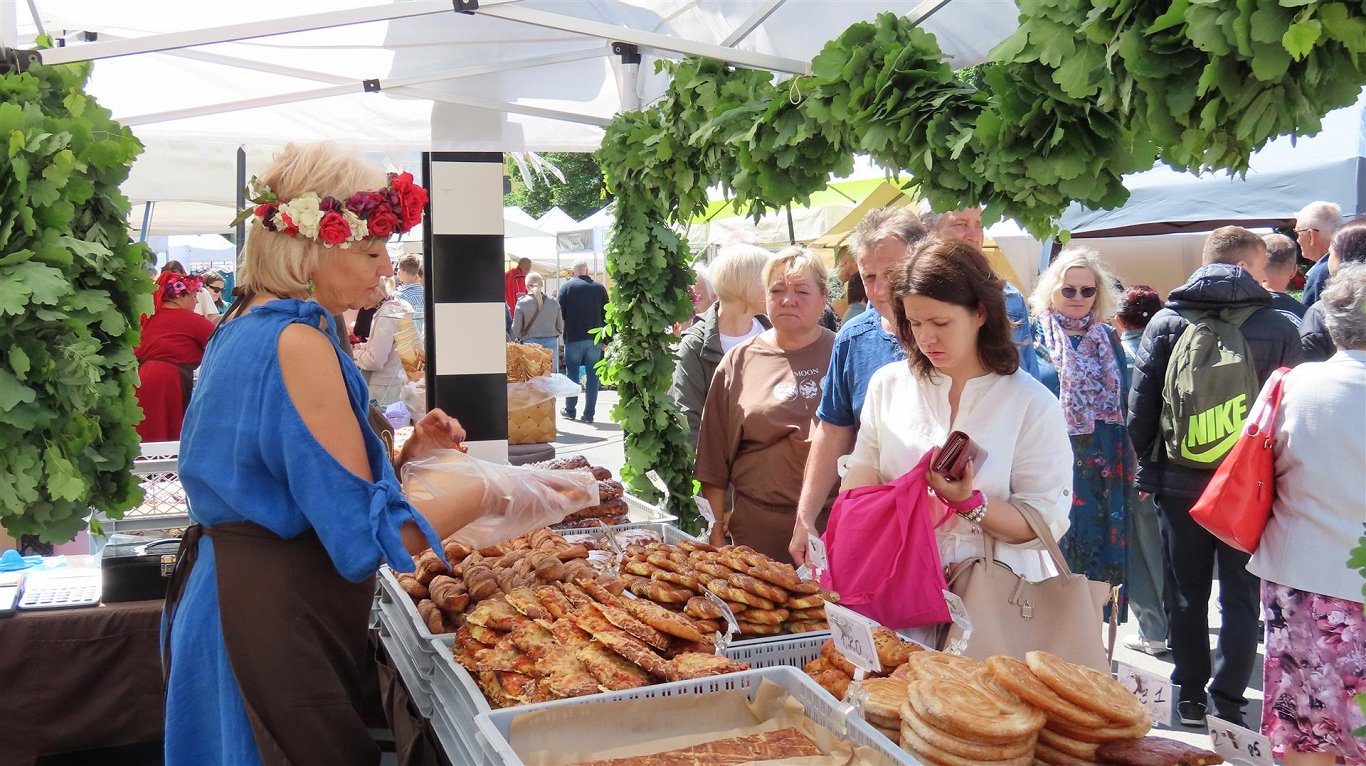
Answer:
[{"xmin": 135, "ymin": 272, "xmax": 216, "ymax": 442}]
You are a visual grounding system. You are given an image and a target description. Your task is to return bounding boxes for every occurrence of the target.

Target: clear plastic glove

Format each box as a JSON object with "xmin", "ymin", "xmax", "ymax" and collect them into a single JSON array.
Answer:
[{"xmin": 401, "ymin": 449, "xmax": 600, "ymax": 548}]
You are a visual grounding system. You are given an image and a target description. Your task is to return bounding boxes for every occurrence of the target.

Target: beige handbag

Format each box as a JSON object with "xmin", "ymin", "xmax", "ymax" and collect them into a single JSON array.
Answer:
[{"xmin": 938, "ymin": 503, "xmax": 1117, "ymax": 671}]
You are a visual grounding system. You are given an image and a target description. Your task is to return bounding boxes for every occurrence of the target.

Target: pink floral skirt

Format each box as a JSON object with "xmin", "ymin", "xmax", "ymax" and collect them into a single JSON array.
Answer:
[{"xmin": 1261, "ymin": 580, "xmax": 1366, "ymax": 765}]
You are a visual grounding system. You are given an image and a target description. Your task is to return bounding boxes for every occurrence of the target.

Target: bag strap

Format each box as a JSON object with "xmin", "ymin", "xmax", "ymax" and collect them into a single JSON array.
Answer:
[
  {"xmin": 517, "ymin": 301, "xmax": 545, "ymax": 341},
  {"xmin": 1247, "ymin": 367, "xmax": 1289, "ymax": 436}
]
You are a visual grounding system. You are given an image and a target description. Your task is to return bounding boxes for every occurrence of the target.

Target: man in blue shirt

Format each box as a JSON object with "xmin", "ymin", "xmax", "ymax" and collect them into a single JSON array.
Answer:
[
  {"xmin": 788, "ymin": 205, "xmax": 1039, "ymax": 564},
  {"xmin": 788, "ymin": 208, "xmax": 925, "ymax": 563},
  {"xmin": 1295, "ymin": 200, "xmax": 1341, "ymax": 305},
  {"xmin": 392, "ymin": 254, "xmax": 425, "ymax": 340}
]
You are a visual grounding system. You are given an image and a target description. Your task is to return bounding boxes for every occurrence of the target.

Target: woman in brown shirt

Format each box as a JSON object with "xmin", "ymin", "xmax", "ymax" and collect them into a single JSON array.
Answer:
[{"xmin": 695, "ymin": 247, "xmax": 836, "ymax": 563}]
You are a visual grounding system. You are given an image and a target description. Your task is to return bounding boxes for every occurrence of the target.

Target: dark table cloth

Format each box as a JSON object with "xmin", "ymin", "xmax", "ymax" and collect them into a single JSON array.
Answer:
[{"xmin": 0, "ymin": 600, "xmax": 165, "ymax": 766}]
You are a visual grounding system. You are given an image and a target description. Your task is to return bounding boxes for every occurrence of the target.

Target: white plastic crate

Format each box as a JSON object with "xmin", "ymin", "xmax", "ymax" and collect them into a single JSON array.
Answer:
[
  {"xmin": 560, "ymin": 520, "xmax": 702, "ymax": 546},
  {"xmin": 378, "ymin": 567, "xmax": 457, "ymax": 681},
  {"xmin": 428, "ymin": 637, "xmax": 491, "ymax": 758},
  {"xmin": 429, "ymin": 706, "xmax": 474, "ymax": 766},
  {"xmin": 723, "ymin": 632, "xmax": 828, "ymax": 668},
  {"xmin": 378, "ymin": 599, "xmax": 437, "ymax": 717},
  {"xmin": 471, "ymin": 666, "xmax": 919, "ymax": 766},
  {"xmin": 378, "ymin": 616, "xmax": 435, "ymax": 718}
]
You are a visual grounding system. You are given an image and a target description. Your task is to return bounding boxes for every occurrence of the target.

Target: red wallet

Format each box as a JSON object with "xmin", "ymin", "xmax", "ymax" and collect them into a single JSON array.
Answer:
[{"xmin": 932, "ymin": 431, "xmax": 987, "ymax": 482}]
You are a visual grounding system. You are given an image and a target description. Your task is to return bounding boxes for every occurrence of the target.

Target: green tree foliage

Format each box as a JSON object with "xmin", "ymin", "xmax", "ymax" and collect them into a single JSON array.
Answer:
[
  {"xmin": 600, "ymin": 3, "xmax": 1366, "ymax": 532},
  {"xmin": 504, "ymin": 152, "xmax": 611, "ymax": 220},
  {"xmin": 0, "ymin": 49, "xmax": 154, "ymax": 542}
]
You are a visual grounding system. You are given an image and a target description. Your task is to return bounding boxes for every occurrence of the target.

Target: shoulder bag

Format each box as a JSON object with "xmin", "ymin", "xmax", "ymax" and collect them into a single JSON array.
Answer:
[
  {"xmin": 1188, "ymin": 367, "xmax": 1289, "ymax": 554},
  {"xmin": 939, "ymin": 503, "xmax": 1117, "ymax": 671}
]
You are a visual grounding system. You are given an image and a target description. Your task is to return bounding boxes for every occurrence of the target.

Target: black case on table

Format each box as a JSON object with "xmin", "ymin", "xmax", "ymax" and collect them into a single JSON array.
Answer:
[{"xmin": 100, "ymin": 538, "xmax": 181, "ymax": 603}]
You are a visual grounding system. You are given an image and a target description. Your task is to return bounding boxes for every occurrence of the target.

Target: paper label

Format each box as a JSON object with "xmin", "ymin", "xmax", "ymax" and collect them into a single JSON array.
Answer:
[
  {"xmin": 694, "ymin": 495, "xmax": 716, "ymax": 536},
  {"xmin": 1115, "ymin": 661, "xmax": 1174, "ymax": 727},
  {"xmin": 823, "ymin": 601, "xmax": 882, "ymax": 673},
  {"xmin": 940, "ymin": 589, "xmax": 972, "ymax": 654},
  {"xmin": 1207, "ymin": 716, "xmax": 1273, "ymax": 766},
  {"xmin": 645, "ymin": 470, "xmax": 669, "ymax": 494},
  {"xmin": 806, "ymin": 534, "xmax": 828, "ymax": 571},
  {"xmin": 702, "ymin": 589, "xmax": 740, "ymax": 652}
]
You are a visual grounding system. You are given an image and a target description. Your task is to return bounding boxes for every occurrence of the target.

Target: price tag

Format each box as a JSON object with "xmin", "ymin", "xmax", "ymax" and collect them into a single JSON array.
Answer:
[
  {"xmin": 702, "ymin": 589, "xmax": 740, "ymax": 652},
  {"xmin": 940, "ymin": 589, "xmax": 973, "ymax": 654},
  {"xmin": 823, "ymin": 601, "xmax": 881, "ymax": 674},
  {"xmin": 1207, "ymin": 716, "xmax": 1273, "ymax": 766},
  {"xmin": 806, "ymin": 534, "xmax": 828, "ymax": 572},
  {"xmin": 1115, "ymin": 661, "xmax": 1174, "ymax": 727},
  {"xmin": 645, "ymin": 470, "xmax": 669, "ymax": 494}
]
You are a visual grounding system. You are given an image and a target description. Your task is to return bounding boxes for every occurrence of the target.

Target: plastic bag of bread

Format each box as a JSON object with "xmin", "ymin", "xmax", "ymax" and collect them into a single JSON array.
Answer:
[{"xmin": 403, "ymin": 449, "xmax": 601, "ymax": 548}]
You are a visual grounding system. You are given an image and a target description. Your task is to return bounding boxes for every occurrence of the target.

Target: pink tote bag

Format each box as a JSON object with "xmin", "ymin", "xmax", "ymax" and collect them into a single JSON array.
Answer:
[{"xmin": 819, "ymin": 453, "xmax": 950, "ymax": 629}]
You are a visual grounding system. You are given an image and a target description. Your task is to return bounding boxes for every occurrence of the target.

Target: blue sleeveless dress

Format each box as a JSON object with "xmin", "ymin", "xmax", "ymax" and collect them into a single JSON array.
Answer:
[{"xmin": 163, "ymin": 299, "xmax": 441, "ymax": 764}]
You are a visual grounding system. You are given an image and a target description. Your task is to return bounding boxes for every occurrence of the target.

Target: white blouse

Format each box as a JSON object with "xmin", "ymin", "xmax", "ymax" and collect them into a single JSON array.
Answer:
[{"xmin": 846, "ymin": 363, "xmax": 1074, "ymax": 582}]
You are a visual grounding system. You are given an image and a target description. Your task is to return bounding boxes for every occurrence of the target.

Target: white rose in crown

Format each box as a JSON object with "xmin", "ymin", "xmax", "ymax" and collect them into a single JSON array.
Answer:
[{"xmin": 276, "ymin": 194, "xmax": 324, "ymax": 239}]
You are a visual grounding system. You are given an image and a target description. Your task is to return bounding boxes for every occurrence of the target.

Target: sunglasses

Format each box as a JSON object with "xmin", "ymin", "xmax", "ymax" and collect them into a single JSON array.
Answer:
[
  {"xmin": 1294, "ymin": 227, "xmax": 1317, "ymax": 234},
  {"xmin": 208, "ymin": 286, "xmax": 223, "ymax": 294},
  {"xmin": 1060, "ymin": 286, "xmax": 1098, "ymax": 299}
]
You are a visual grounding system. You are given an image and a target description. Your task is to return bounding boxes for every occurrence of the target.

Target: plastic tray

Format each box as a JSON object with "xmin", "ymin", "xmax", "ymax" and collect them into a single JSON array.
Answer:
[
  {"xmin": 429, "ymin": 706, "xmax": 474, "ymax": 766},
  {"xmin": 425, "ymin": 614, "xmax": 829, "ymax": 763},
  {"xmin": 378, "ymin": 612, "xmax": 435, "ymax": 718},
  {"xmin": 472, "ymin": 666, "xmax": 918, "ymax": 765},
  {"xmin": 560, "ymin": 520, "xmax": 701, "ymax": 546}
]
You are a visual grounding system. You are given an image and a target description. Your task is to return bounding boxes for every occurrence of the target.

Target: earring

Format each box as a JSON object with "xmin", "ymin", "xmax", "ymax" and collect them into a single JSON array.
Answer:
[{"xmin": 307, "ymin": 279, "xmax": 315, "ymax": 296}]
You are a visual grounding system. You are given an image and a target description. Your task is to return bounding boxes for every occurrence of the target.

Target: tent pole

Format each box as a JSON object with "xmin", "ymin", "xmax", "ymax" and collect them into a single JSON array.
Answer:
[
  {"xmin": 236, "ymin": 146, "xmax": 246, "ymax": 263},
  {"xmin": 786, "ymin": 204, "xmax": 796, "ymax": 245},
  {"xmin": 138, "ymin": 202, "xmax": 154, "ymax": 242}
]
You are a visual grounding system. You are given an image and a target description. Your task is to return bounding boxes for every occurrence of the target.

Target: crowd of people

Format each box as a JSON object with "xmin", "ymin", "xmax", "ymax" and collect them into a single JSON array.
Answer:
[{"xmin": 677, "ymin": 203, "xmax": 1365, "ymax": 765}]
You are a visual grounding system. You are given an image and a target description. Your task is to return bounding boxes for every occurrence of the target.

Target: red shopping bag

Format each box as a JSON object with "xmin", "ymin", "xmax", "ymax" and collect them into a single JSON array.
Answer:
[
  {"xmin": 1189, "ymin": 368, "xmax": 1289, "ymax": 554},
  {"xmin": 819, "ymin": 453, "xmax": 950, "ymax": 629}
]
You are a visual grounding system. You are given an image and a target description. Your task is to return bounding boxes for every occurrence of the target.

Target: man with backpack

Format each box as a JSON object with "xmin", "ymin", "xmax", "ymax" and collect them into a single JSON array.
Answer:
[{"xmin": 1127, "ymin": 226, "xmax": 1303, "ymax": 729}]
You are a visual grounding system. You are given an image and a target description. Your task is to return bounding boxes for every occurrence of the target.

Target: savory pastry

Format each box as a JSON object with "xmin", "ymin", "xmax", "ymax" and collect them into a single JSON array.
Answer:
[
  {"xmin": 735, "ymin": 607, "xmax": 789, "ymax": 626},
  {"xmin": 535, "ymin": 584, "xmax": 574, "ymax": 620},
  {"xmin": 475, "ymin": 637, "xmax": 537, "ymax": 676},
  {"xmin": 538, "ymin": 645, "xmax": 600, "ymax": 699},
  {"xmin": 726, "ymin": 572, "xmax": 789, "ymax": 604},
  {"xmin": 684, "ymin": 595, "xmax": 725, "ymax": 621},
  {"xmin": 785, "ymin": 619, "xmax": 829, "ymax": 633},
  {"xmin": 893, "ymin": 649, "xmax": 983, "ymax": 683},
  {"xmin": 575, "ymin": 643, "xmax": 651, "ymax": 691},
  {"xmin": 396, "ymin": 572, "xmax": 430, "ymax": 600},
  {"xmin": 504, "ymin": 587, "xmax": 549, "ymax": 620},
  {"xmin": 569, "ymin": 728, "xmax": 821, "ymax": 766},
  {"xmin": 622, "ymin": 597, "xmax": 707, "ymax": 642},
  {"xmin": 662, "ymin": 652, "xmax": 748, "ymax": 681},
  {"xmin": 507, "ymin": 620, "xmax": 558, "ymax": 661},
  {"xmin": 860, "ymin": 677, "xmax": 908, "ymax": 727},
  {"xmin": 1038, "ymin": 726, "xmax": 1102, "ymax": 761},
  {"xmin": 871, "ymin": 626, "xmax": 919, "ymax": 670},
  {"xmin": 466, "ymin": 596, "xmax": 529, "ymax": 631},
  {"xmin": 818, "ymin": 639, "xmax": 858, "ymax": 677},
  {"xmin": 577, "ymin": 578, "xmax": 626, "ymax": 609},
  {"xmin": 705, "ymin": 579, "xmax": 776, "ymax": 611},
  {"xmin": 1095, "ymin": 736, "xmax": 1225, "ymax": 765},
  {"xmin": 591, "ymin": 602, "xmax": 672, "ymax": 651},
  {"xmin": 465, "ymin": 622, "xmax": 502, "ymax": 646},
  {"xmin": 898, "ymin": 716, "xmax": 1035, "ymax": 766}
]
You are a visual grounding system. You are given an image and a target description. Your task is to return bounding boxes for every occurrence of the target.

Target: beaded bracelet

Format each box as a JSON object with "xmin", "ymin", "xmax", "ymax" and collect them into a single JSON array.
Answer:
[{"xmin": 945, "ymin": 490, "xmax": 987, "ymax": 525}]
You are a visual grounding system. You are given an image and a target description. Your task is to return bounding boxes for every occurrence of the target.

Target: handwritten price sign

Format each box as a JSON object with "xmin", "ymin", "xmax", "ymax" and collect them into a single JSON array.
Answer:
[
  {"xmin": 1115, "ymin": 661, "xmax": 1174, "ymax": 727},
  {"xmin": 823, "ymin": 601, "xmax": 881, "ymax": 673},
  {"xmin": 1207, "ymin": 716, "xmax": 1272, "ymax": 766}
]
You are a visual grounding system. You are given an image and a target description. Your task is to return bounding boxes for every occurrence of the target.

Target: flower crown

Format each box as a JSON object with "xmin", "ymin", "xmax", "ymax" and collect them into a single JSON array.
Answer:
[{"xmin": 231, "ymin": 171, "xmax": 428, "ymax": 248}]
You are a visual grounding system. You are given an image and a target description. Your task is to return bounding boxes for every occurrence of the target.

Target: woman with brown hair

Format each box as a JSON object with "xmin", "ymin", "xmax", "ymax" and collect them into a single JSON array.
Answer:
[{"xmin": 842, "ymin": 238, "xmax": 1072, "ymax": 584}]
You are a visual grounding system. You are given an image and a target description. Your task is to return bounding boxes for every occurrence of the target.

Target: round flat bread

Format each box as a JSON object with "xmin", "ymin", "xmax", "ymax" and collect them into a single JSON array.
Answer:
[
  {"xmin": 985, "ymin": 656, "xmax": 1110, "ymax": 728},
  {"xmin": 898, "ymin": 717, "xmax": 1035, "ymax": 766},
  {"xmin": 907, "ymin": 678, "xmax": 1045, "ymax": 744},
  {"xmin": 1037, "ymin": 726, "xmax": 1101, "ymax": 760},
  {"xmin": 899, "ymin": 701, "xmax": 1037, "ymax": 762},
  {"xmin": 860, "ymin": 677, "xmax": 908, "ymax": 720},
  {"xmin": 1034, "ymin": 740, "xmax": 1098, "ymax": 766},
  {"xmin": 897, "ymin": 651, "xmax": 984, "ymax": 684},
  {"xmin": 1047, "ymin": 717, "xmax": 1151, "ymax": 744},
  {"xmin": 1025, "ymin": 651, "xmax": 1147, "ymax": 727}
]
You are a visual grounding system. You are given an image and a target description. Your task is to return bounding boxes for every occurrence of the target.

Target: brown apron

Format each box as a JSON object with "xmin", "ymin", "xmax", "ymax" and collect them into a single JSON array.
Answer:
[{"xmin": 165, "ymin": 522, "xmax": 378, "ymax": 765}]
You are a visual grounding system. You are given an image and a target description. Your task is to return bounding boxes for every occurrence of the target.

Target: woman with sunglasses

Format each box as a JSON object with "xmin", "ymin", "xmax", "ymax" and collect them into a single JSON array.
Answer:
[
  {"xmin": 1030, "ymin": 247, "xmax": 1132, "ymax": 614},
  {"xmin": 197, "ymin": 271, "xmax": 229, "ymax": 319}
]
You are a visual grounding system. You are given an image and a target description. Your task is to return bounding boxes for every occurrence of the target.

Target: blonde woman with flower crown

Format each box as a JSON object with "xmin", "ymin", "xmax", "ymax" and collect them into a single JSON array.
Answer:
[{"xmin": 161, "ymin": 143, "xmax": 593, "ymax": 765}]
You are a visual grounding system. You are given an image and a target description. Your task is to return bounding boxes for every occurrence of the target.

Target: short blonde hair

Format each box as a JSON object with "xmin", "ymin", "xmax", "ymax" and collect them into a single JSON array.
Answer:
[
  {"xmin": 525, "ymin": 271, "xmax": 545, "ymax": 293},
  {"xmin": 237, "ymin": 142, "xmax": 387, "ymax": 297},
  {"xmin": 1031, "ymin": 246, "xmax": 1120, "ymax": 320},
  {"xmin": 709, "ymin": 244, "xmax": 770, "ymax": 304},
  {"xmin": 763, "ymin": 246, "xmax": 829, "ymax": 295}
]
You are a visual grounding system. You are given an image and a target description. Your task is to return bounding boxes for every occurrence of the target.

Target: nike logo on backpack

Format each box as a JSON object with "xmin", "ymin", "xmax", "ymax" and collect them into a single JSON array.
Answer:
[{"xmin": 1180, "ymin": 394, "xmax": 1248, "ymax": 463}]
